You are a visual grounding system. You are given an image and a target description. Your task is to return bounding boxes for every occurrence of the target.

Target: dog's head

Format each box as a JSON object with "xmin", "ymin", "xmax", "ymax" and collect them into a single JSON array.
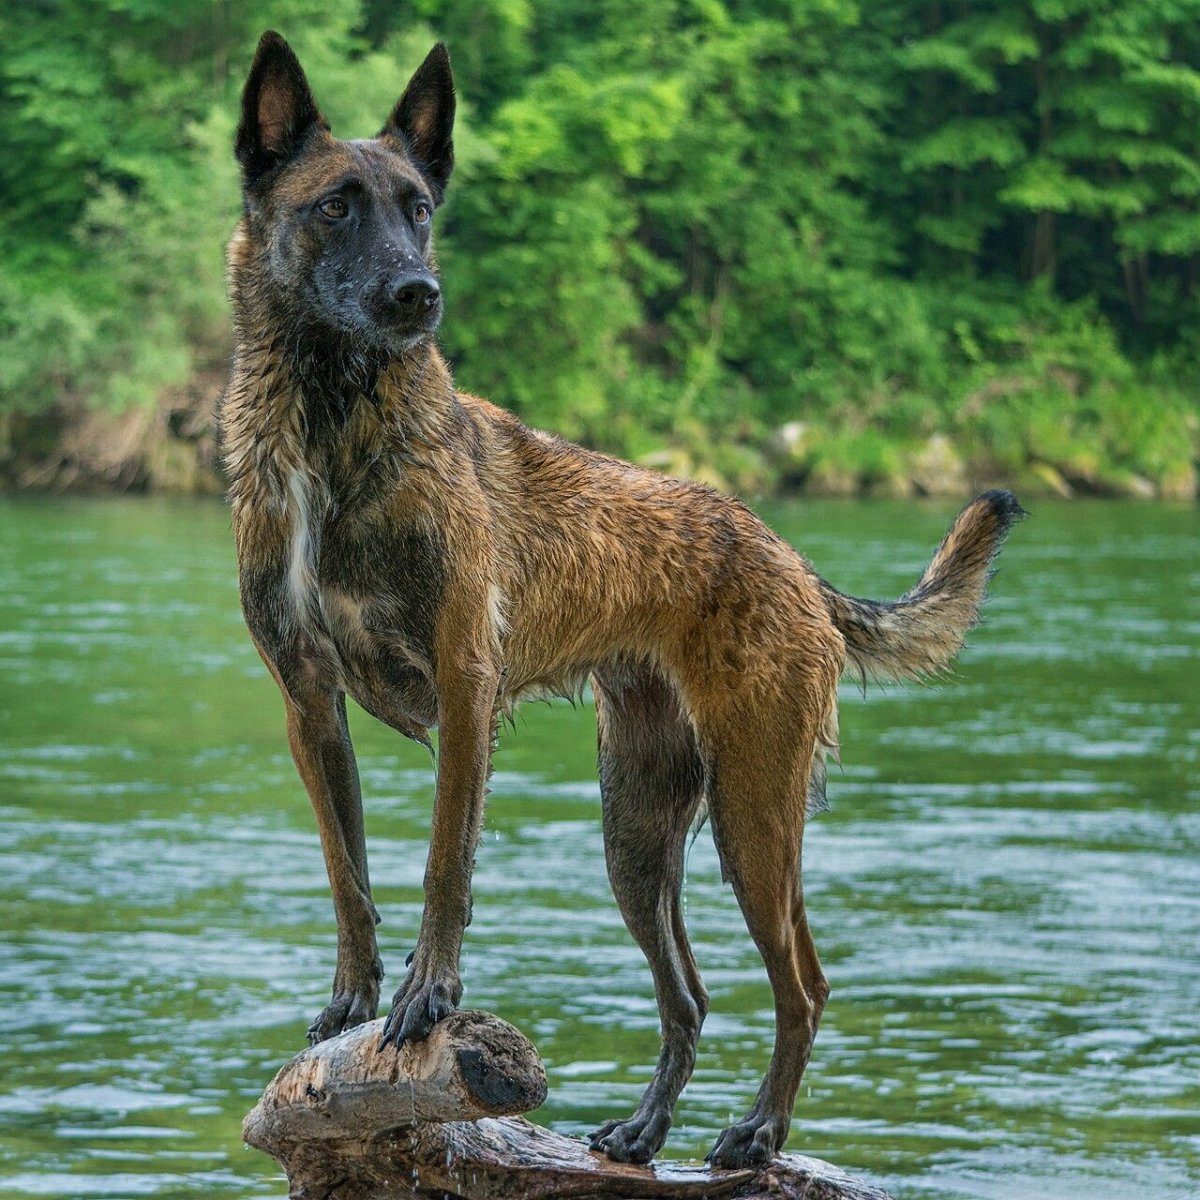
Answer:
[{"xmin": 234, "ymin": 32, "xmax": 454, "ymax": 355}]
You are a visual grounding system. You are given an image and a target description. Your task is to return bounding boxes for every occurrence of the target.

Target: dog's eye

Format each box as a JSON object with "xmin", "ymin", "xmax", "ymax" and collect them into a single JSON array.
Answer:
[
  {"xmin": 413, "ymin": 203, "xmax": 432, "ymax": 225},
  {"xmin": 318, "ymin": 196, "xmax": 349, "ymax": 220}
]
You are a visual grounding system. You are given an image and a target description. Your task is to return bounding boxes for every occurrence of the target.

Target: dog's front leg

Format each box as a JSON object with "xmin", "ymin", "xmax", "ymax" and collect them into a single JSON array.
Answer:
[
  {"xmin": 379, "ymin": 656, "xmax": 498, "ymax": 1049},
  {"xmin": 284, "ymin": 686, "xmax": 383, "ymax": 1044}
]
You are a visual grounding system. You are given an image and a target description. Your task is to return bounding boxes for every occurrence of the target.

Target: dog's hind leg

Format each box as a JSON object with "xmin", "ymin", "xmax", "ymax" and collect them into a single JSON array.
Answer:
[
  {"xmin": 702, "ymin": 710, "xmax": 829, "ymax": 1169},
  {"xmin": 588, "ymin": 665, "xmax": 708, "ymax": 1165}
]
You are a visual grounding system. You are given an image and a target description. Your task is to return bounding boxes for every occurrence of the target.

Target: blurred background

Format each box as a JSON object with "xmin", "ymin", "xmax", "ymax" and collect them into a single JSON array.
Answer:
[
  {"xmin": 1, "ymin": 5, "xmax": 1198, "ymax": 1200},
  {"xmin": 1, "ymin": 0, "xmax": 1197, "ymax": 499}
]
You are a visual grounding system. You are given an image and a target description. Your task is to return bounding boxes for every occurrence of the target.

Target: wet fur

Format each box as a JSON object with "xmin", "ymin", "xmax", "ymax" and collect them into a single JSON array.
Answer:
[{"xmin": 221, "ymin": 32, "xmax": 1023, "ymax": 1170}]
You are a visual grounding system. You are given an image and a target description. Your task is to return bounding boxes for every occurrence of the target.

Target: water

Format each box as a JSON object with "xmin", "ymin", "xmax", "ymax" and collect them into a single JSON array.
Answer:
[{"xmin": 0, "ymin": 494, "xmax": 1196, "ymax": 1199}]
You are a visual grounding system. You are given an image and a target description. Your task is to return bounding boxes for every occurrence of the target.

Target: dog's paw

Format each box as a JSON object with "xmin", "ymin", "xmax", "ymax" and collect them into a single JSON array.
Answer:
[
  {"xmin": 588, "ymin": 1109, "xmax": 672, "ymax": 1165},
  {"xmin": 377, "ymin": 964, "xmax": 461, "ymax": 1050},
  {"xmin": 706, "ymin": 1113, "xmax": 787, "ymax": 1169},
  {"xmin": 306, "ymin": 987, "xmax": 379, "ymax": 1045}
]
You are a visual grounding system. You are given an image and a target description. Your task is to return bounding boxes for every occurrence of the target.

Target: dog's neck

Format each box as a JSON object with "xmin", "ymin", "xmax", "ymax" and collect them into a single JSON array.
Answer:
[
  {"xmin": 230, "ymin": 305, "xmax": 455, "ymax": 422},
  {"xmin": 223, "ymin": 310, "xmax": 458, "ymax": 518},
  {"xmin": 280, "ymin": 320, "xmax": 393, "ymax": 421}
]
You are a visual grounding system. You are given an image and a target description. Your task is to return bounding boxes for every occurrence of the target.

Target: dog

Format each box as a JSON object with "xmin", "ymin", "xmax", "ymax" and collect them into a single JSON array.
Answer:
[{"xmin": 220, "ymin": 31, "xmax": 1023, "ymax": 1169}]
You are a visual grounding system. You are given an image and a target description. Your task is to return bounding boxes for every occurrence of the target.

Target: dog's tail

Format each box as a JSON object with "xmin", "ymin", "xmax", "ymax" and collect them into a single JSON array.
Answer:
[{"xmin": 819, "ymin": 489, "xmax": 1025, "ymax": 684}]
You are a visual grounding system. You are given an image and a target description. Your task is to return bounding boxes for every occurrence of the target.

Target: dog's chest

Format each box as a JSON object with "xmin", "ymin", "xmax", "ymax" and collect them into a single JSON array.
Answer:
[{"xmin": 282, "ymin": 467, "xmax": 443, "ymax": 723}]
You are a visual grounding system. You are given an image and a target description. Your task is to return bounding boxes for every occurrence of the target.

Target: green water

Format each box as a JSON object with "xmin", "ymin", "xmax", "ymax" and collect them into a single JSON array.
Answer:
[{"xmin": 0, "ymin": 495, "xmax": 1196, "ymax": 1200}]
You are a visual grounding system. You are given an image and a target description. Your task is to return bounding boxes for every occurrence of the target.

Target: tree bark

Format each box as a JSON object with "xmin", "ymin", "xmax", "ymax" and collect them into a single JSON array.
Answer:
[{"xmin": 243, "ymin": 1010, "xmax": 894, "ymax": 1200}]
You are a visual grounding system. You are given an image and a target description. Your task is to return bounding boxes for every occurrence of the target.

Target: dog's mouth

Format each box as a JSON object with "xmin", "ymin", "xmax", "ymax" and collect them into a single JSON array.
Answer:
[
  {"xmin": 385, "ymin": 303, "xmax": 443, "ymax": 352},
  {"xmin": 387, "ymin": 326, "xmax": 438, "ymax": 354}
]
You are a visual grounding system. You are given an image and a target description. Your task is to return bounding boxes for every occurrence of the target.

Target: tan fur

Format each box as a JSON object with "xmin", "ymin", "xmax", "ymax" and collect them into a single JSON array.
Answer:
[{"xmin": 223, "ymin": 327, "xmax": 846, "ymax": 740}]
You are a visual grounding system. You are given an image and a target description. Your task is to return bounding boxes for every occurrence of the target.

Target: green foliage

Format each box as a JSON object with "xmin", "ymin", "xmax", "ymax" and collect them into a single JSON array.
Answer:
[{"xmin": 0, "ymin": 0, "xmax": 1197, "ymax": 493}]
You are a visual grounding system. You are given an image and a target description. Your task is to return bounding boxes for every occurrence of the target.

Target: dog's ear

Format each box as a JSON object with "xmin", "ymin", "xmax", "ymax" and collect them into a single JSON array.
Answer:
[
  {"xmin": 380, "ymin": 44, "xmax": 456, "ymax": 201},
  {"xmin": 236, "ymin": 31, "xmax": 328, "ymax": 185}
]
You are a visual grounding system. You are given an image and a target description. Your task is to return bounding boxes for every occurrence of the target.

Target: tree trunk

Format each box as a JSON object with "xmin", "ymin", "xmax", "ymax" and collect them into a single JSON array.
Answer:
[{"xmin": 243, "ymin": 1010, "xmax": 894, "ymax": 1200}]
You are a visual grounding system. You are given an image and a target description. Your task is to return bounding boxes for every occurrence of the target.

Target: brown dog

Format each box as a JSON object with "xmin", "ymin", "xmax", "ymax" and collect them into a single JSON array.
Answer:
[{"xmin": 220, "ymin": 31, "xmax": 1023, "ymax": 1168}]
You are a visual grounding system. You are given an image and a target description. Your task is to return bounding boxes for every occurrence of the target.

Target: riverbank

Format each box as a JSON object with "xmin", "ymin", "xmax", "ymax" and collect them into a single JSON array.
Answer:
[{"xmin": 2, "ymin": 384, "xmax": 1195, "ymax": 503}]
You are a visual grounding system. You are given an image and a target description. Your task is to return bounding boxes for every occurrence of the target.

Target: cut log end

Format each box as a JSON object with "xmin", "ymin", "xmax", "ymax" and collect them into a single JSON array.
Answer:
[
  {"xmin": 243, "ymin": 1010, "xmax": 547, "ymax": 1150},
  {"xmin": 243, "ymin": 1009, "xmax": 894, "ymax": 1200}
]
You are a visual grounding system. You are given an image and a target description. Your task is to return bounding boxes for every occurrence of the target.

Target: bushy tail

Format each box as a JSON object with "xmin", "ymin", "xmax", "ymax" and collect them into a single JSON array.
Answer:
[{"xmin": 819, "ymin": 490, "xmax": 1025, "ymax": 684}]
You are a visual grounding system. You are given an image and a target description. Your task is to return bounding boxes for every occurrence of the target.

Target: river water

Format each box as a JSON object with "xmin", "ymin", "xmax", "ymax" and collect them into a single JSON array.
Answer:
[{"xmin": 0, "ymin": 495, "xmax": 1196, "ymax": 1199}]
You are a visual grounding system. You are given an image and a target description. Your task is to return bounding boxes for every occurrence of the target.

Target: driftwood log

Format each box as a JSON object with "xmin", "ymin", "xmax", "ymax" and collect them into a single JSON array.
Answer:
[{"xmin": 244, "ymin": 1010, "xmax": 894, "ymax": 1200}]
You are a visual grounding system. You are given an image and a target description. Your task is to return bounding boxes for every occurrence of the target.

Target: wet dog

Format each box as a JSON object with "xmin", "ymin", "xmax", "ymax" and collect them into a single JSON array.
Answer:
[{"xmin": 220, "ymin": 31, "xmax": 1023, "ymax": 1167}]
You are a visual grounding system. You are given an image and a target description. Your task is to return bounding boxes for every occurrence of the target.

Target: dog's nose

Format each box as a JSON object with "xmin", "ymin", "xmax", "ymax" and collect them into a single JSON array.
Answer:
[{"xmin": 390, "ymin": 274, "xmax": 440, "ymax": 313}]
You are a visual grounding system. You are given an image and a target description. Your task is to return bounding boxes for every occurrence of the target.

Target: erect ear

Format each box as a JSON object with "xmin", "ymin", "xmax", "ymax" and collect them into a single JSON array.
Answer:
[
  {"xmin": 380, "ymin": 44, "xmax": 456, "ymax": 201},
  {"xmin": 236, "ymin": 31, "xmax": 328, "ymax": 185}
]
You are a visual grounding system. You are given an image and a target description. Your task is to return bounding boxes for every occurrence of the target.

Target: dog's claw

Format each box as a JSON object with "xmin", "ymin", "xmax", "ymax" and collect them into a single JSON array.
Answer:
[
  {"xmin": 589, "ymin": 1109, "xmax": 672, "ymax": 1165},
  {"xmin": 307, "ymin": 987, "xmax": 379, "ymax": 1046},
  {"xmin": 706, "ymin": 1113, "xmax": 786, "ymax": 1169},
  {"xmin": 377, "ymin": 964, "xmax": 460, "ymax": 1052}
]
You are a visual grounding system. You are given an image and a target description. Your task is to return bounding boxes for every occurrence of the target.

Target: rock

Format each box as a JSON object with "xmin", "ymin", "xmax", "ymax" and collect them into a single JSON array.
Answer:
[
  {"xmin": 804, "ymin": 459, "xmax": 860, "ymax": 497},
  {"xmin": 908, "ymin": 434, "xmax": 966, "ymax": 497},
  {"xmin": 863, "ymin": 471, "xmax": 914, "ymax": 500},
  {"xmin": 768, "ymin": 421, "xmax": 815, "ymax": 466},
  {"xmin": 1020, "ymin": 461, "xmax": 1074, "ymax": 499},
  {"xmin": 1159, "ymin": 462, "xmax": 1197, "ymax": 502},
  {"xmin": 1106, "ymin": 471, "xmax": 1157, "ymax": 500}
]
